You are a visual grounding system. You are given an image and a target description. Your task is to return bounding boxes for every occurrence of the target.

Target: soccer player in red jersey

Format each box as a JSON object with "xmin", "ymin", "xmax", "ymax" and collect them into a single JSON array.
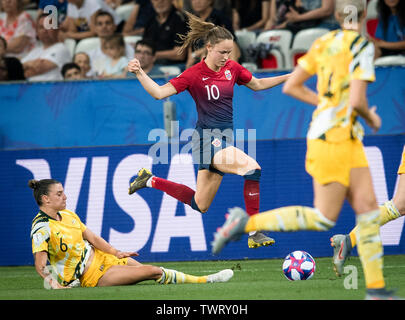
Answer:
[{"xmin": 127, "ymin": 12, "xmax": 290, "ymax": 248}]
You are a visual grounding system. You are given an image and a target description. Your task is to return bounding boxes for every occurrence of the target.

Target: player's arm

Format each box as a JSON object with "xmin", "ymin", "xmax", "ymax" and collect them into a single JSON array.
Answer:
[
  {"xmin": 127, "ymin": 58, "xmax": 177, "ymax": 100},
  {"xmin": 282, "ymin": 66, "xmax": 318, "ymax": 106},
  {"xmin": 34, "ymin": 251, "xmax": 68, "ymax": 289},
  {"xmin": 245, "ymin": 73, "xmax": 290, "ymax": 91},
  {"xmin": 349, "ymin": 79, "xmax": 381, "ymax": 132},
  {"xmin": 82, "ymin": 228, "xmax": 139, "ymax": 259}
]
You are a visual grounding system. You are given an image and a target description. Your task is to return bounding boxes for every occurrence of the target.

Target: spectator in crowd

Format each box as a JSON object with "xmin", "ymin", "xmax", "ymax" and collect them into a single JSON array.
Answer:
[
  {"xmin": 272, "ymin": 0, "xmax": 339, "ymax": 33},
  {"xmin": 183, "ymin": 0, "xmax": 233, "ymax": 17},
  {"xmin": 372, "ymin": 0, "xmax": 405, "ymax": 57},
  {"xmin": 59, "ymin": 0, "xmax": 122, "ymax": 41},
  {"xmin": 73, "ymin": 51, "xmax": 93, "ymax": 78},
  {"xmin": 37, "ymin": 0, "xmax": 68, "ymax": 27},
  {"xmin": 95, "ymin": 34, "xmax": 128, "ymax": 78},
  {"xmin": 0, "ymin": 36, "xmax": 6, "ymax": 58},
  {"xmin": 143, "ymin": 0, "xmax": 189, "ymax": 66},
  {"xmin": 122, "ymin": 0, "xmax": 155, "ymax": 36},
  {"xmin": 21, "ymin": 13, "xmax": 71, "ymax": 81},
  {"xmin": 0, "ymin": 0, "xmax": 36, "ymax": 59},
  {"xmin": 0, "ymin": 56, "xmax": 26, "ymax": 80},
  {"xmin": 232, "ymin": 0, "xmax": 270, "ymax": 32},
  {"xmin": 61, "ymin": 61, "xmax": 82, "ymax": 79},
  {"xmin": 185, "ymin": 0, "xmax": 240, "ymax": 69},
  {"xmin": 127, "ymin": 39, "xmax": 164, "ymax": 77},
  {"xmin": 88, "ymin": 10, "xmax": 134, "ymax": 73}
]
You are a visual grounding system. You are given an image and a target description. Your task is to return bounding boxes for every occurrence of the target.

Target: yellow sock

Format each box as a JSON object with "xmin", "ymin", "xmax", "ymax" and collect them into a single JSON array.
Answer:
[
  {"xmin": 245, "ymin": 206, "xmax": 335, "ymax": 233},
  {"xmin": 156, "ymin": 268, "xmax": 207, "ymax": 284},
  {"xmin": 349, "ymin": 200, "xmax": 401, "ymax": 247},
  {"xmin": 355, "ymin": 209, "xmax": 385, "ymax": 289}
]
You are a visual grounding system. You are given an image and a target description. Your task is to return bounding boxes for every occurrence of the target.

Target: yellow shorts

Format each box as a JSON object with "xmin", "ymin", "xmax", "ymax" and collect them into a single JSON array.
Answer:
[
  {"xmin": 398, "ymin": 148, "xmax": 405, "ymax": 175},
  {"xmin": 305, "ymin": 138, "xmax": 369, "ymax": 187},
  {"xmin": 80, "ymin": 248, "xmax": 128, "ymax": 287}
]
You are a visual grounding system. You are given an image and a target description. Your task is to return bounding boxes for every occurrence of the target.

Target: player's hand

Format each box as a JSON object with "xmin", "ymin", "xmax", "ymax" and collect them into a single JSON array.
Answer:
[
  {"xmin": 46, "ymin": 277, "xmax": 71, "ymax": 289},
  {"xmin": 128, "ymin": 58, "xmax": 142, "ymax": 74},
  {"xmin": 367, "ymin": 106, "xmax": 381, "ymax": 132},
  {"xmin": 115, "ymin": 251, "xmax": 139, "ymax": 259}
]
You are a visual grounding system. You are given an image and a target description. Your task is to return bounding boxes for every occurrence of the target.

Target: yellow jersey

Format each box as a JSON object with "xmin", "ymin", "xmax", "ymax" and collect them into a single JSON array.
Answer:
[
  {"xmin": 31, "ymin": 209, "xmax": 92, "ymax": 286},
  {"xmin": 298, "ymin": 29, "xmax": 375, "ymax": 142}
]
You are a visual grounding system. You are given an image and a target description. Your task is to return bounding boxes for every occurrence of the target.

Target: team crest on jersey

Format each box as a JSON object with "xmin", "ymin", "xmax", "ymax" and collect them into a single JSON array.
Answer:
[
  {"xmin": 224, "ymin": 69, "xmax": 232, "ymax": 80},
  {"xmin": 212, "ymin": 138, "xmax": 221, "ymax": 147}
]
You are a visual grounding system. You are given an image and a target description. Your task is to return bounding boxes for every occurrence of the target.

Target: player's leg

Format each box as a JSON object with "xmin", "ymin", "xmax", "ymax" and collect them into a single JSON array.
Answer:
[
  {"xmin": 128, "ymin": 168, "xmax": 196, "ymax": 206},
  {"xmin": 331, "ymin": 155, "xmax": 405, "ymax": 275},
  {"xmin": 393, "ymin": 173, "xmax": 405, "ymax": 215},
  {"xmin": 212, "ymin": 181, "xmax": 343, "ymax": 255},
  {"xmin": 346, "ymin": 167, "xmax": 389, "ymax": 298},
  {"xmin": 212, "ymin": 146, "xmax": 275, "ymax": 248},
  {"xmin": 97, "ymin": 264, "xmax": 233, "ymax": 286},
  {"xmin": 192, "ymin": 169, "xmax": 223, "ymax": 213},
  {"xmin": 97, "ymin": 264, "xmax": 162, "ymax": 286}
]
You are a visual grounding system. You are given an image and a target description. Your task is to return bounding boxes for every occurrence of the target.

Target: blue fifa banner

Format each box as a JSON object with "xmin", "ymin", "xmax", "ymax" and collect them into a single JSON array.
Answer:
[
  {"xmin": 1, "ymin": 135, "xmax": 404, "ymax": 266},
  {"xmin": 0, "ymin": 67, "xmax": 404, "ymax": 150}
]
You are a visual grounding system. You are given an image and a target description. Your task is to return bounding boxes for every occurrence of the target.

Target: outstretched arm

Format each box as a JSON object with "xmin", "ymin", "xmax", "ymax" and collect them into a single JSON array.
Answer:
[
  {"xmin": 83, "ymin": 228, "xmax": 139, "ymax": 259},
  {"xmin": 128, "ymin": 58, "xmax": 177, "ymax": 100},
  {"xmin": 245, "ymin": 73, "xmax": 290, "ymax": 91},
  {"xmin": 282, "ymin": 66, "xmax": 318, "ymax": 106}
]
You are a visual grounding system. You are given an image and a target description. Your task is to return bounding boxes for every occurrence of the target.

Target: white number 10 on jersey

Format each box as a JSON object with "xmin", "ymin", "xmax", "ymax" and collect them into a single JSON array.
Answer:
[{"xmin": 205, "ymin": 85, "xmax": 220, "ymax": 100}]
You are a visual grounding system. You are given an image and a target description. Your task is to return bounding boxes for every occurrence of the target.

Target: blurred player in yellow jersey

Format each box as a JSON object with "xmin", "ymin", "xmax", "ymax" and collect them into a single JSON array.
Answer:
[
  {"xmin": 211, "ymin": 0, "xmax": 401, "ymax": 299},
  {"xmin": 29, "ymin": 179, "xmax": 233, "ymax": 289},
  {"xmin": 331, "ymin": 147, "xmax": 405, "ymax": 276}
]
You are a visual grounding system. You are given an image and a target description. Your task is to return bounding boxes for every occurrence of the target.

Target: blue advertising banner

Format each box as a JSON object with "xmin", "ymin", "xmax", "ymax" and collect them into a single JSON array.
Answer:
[
  {"xmin": 0, "ymin": 67, "xmax": 404, "ymax": 150},
  {"xmin": 1, "ymin": 135, "xmax": 404, "ymax": 266}
]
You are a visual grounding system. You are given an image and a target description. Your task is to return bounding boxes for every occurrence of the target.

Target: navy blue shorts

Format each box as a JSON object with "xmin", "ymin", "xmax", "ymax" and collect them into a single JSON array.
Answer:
[{"xmin": 191, "ymin": 127, "xmax": 234, "ymax": 176}]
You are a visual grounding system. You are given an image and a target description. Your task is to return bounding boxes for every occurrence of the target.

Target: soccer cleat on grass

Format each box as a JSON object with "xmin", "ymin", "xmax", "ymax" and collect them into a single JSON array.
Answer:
[
  {"xmin": 211, "ymin": 207, "xmax": 249, "ymax": 255},
  {"xmin": 128, "ymin": 168, "xmax": 153, "ymax": 195},
  {"xmin": 330, "ymin": 234, "xmax": 352, "ymax": 277},
  {"xmin": 248, "ymin": 232, "xmax": 275, "ymax": 248},
  {"xmin": 365, "ymin": 288, "xmax": 403, "ymax": 300},
  {"xmin": 207, "ymin": 269, "xmax": 234, "ymax": 283}
]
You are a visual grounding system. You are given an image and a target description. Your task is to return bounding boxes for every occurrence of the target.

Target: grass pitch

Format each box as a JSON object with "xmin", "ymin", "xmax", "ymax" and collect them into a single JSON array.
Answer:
[{"xmin": 0, "ymin": 255, "xmax": 404, "ymax": 300}]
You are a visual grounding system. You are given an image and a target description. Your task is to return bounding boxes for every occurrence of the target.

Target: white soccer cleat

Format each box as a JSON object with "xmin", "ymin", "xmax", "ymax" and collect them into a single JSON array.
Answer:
[{"xmin": 206, "ymin": 269, "xmax": 234, "ymax": 283}]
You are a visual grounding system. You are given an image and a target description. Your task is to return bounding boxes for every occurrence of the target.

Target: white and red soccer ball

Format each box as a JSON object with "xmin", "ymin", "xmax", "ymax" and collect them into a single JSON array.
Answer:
[{"xmin": 282, "ymin": 250, "xmax": 316, "ymax": 281}]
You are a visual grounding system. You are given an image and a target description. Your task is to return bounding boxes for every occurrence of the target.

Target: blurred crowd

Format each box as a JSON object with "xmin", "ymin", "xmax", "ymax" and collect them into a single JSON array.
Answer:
[{"xmin": 0, "ymin": 0, "xmax": 404, "ymax": 82}]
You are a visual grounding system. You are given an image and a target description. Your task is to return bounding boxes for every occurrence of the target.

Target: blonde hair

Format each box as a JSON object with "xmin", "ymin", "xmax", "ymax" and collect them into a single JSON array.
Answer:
[{"xmin": 178, "ymin": 11, "xmax": 233, "ymax": 55}]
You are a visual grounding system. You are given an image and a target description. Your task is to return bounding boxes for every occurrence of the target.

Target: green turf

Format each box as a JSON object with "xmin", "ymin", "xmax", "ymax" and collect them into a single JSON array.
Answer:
[{"xmin": 0, "ymin": 255, "xmax": 404, "ymax": 300}]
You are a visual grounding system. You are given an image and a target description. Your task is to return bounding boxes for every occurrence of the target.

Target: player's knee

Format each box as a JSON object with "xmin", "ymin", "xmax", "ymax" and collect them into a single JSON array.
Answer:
[
  {"xmin": 352, "ymin": 195, "xmax": 378, "ymax": 214},
  {"xmin": 243, "ymin": 168, "xmax": 261, "ymax": 181},
  {"xmin": 191, "ymin": 195, "xmax": 209, "ymax": 213}
]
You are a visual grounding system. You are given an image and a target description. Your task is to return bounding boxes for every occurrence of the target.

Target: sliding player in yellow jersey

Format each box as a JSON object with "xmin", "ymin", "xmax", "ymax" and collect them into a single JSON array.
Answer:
[
  {"xmin": 331, "ymin": 147, "xmax": 405, "ymax": 276},
  {"xmin": 30, "ymin": 179, "xmax": 233, "ymax": 289},
  {"xmin": 211, "ymin": 0, "xmax": 400, "ymax": 299}
]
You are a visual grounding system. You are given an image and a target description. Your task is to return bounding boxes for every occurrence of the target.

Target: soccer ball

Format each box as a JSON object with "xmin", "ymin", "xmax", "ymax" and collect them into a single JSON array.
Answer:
[{"xmin": 282, "ymin": 250, "xmax": 316, "ymax": 281}]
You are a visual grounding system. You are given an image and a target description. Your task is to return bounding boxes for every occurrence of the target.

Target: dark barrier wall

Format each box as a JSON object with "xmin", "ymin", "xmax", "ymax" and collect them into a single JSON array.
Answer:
[
  {"xmin": 0, "ymin": 67, "xmax": 404, "ymax": 150},
  {"xmin": 1, "ymin": 135, "xmax": 404, "ymax": 266}
]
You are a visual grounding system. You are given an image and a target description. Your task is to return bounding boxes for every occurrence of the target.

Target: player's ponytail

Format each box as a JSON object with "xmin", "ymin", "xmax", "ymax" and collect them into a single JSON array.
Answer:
[
  {"xmin": 28, "ymin": 178, "xmax": 61, "ymax": 206},
  {"xmin": 178, "ymin": 11, "xmax": 234, "ymax": 56}
]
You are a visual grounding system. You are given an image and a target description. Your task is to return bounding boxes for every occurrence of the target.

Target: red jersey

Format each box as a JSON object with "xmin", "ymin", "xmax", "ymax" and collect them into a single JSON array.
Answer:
[{"xmin": 169, "ymin": 59, "xmax": 252, "ymax": 129}]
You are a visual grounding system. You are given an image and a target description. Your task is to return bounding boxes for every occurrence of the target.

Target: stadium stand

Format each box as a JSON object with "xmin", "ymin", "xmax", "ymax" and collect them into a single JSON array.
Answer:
[
  {"xmin": 75, "ymin": 37, "xmax": 101, "ymax": 54},
  {"xmin": 290, "ymin": 28, "xmax": 329, "ymax": 67},
  {"xmin": 365, "ymin": 0, "xmax": 379, "ymax": 37},
  {"xmin": 115, "ymin": 2, "xmax": 136, "ymax": 22},
  {"xmin": 255, "ymin": 29, "xmax": 293, "ymax": 70}
]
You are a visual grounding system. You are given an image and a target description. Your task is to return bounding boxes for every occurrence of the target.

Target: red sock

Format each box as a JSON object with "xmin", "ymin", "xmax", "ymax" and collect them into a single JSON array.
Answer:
[
  {"xmin": 244, "ymin": 180, "xmax": 260, "ymax": 216},
  {"xmin": 151, "ymin": 177, "xmax": 195, "ymax": 206}
]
